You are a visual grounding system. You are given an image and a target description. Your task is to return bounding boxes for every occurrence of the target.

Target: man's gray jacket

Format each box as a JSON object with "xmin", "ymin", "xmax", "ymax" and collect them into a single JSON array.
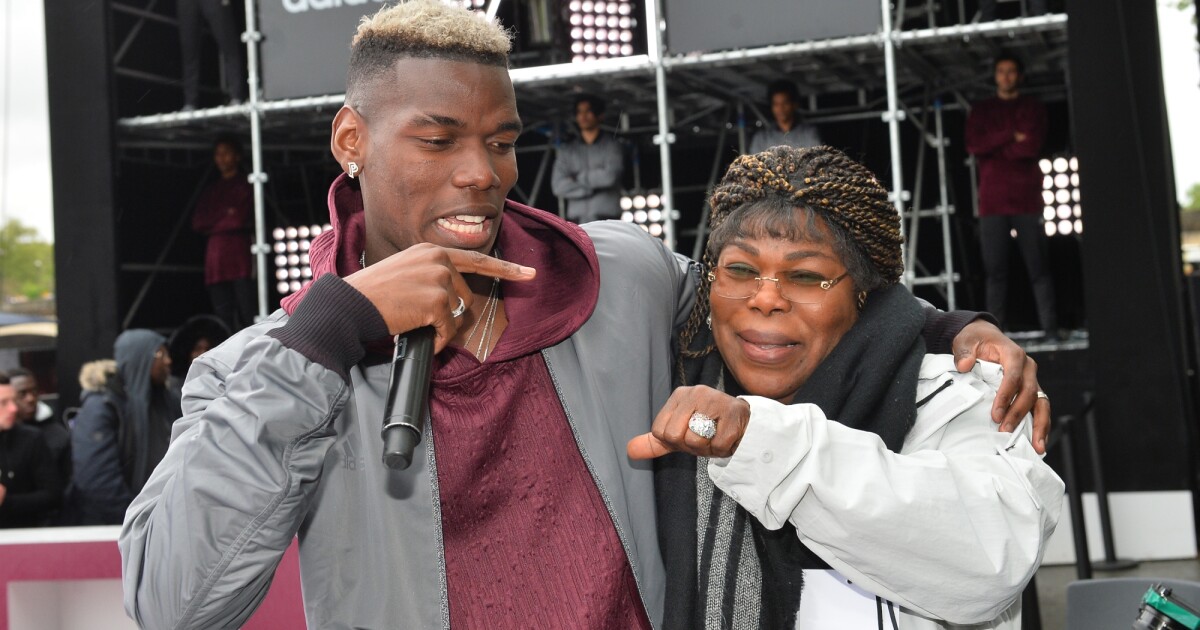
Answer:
[
  {"xmin": 119, "ymin": 221, "xmax": 695, "ymax": 629},
  {"xmin": 551, "ymin": 135, "xmax": 625, "ymax": 223}
]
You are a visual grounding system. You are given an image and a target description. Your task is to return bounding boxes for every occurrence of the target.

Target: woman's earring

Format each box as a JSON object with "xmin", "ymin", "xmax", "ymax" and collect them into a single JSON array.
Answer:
[
  {"xmin": 347, "ymin": 162, "xmax": 360, "ymax": 179},
  {"xmin": 706, "ymin": 314, "xmax": 712, "ymax": 330},
  {"xmin": 856, "ymin": 291, "xmax": 867, "ymax": 311}
]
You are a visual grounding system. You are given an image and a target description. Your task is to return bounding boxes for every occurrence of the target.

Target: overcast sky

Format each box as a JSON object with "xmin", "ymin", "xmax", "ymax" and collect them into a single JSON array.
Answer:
[{"xmin": 0, "ymin": 2, "xmax": 1197, "ymax": 244}]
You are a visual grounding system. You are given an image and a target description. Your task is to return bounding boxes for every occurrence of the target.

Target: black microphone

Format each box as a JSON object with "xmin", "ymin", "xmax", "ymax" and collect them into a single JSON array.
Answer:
[{"xmin": 381, "ymin": 326, "xmax": 435, "ymax": 470}]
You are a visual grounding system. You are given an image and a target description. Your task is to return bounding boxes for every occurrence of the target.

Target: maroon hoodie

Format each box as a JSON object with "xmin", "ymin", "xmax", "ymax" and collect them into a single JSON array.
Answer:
[{"xmin": 281, "ymin": 175, "xmax": 652, "ymax": 629}]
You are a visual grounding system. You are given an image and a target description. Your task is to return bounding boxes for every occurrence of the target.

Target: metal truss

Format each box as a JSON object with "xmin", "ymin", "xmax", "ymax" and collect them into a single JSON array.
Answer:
[{"xmin": 113, "ymin": 0, "xmax": 1070, "ymax": 318}]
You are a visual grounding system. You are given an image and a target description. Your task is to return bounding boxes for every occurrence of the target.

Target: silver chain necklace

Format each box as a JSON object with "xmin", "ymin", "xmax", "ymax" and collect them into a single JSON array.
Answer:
[
  {"xmin": 464, "ymin": 248, "xmax": 502, "ymax": 362},
  {"xmin": 362, "ymin": 249, "xmax": 502, "ymax": 361}
]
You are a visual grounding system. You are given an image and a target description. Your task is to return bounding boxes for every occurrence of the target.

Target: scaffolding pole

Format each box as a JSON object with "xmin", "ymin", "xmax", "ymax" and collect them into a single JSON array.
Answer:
[
  {"xmin": 647, "ymin": 0, "xmax": 677, "ymax": 251},
  {"xmin": 934, "ymin": 99, "xmax": 957, "ymax": 309},
  {"xmin": 881, "ymin": 0, "xmax": 909, "ymax": 283},
  {"xmin": 243, "ymin": 0, "xmax": 270, "ymax": 320}
]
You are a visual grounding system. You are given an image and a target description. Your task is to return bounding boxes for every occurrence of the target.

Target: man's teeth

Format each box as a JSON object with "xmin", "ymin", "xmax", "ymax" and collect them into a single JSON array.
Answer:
[{"xmin": 437, "ymin": 216, "xmax": 487, "ymax": 233}]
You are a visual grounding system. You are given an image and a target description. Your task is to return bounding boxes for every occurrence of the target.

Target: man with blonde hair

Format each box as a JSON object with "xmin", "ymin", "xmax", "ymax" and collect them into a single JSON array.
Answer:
[{"xmin": 120, "ymin": 2, "xmax": 1046, "ymax": 628}]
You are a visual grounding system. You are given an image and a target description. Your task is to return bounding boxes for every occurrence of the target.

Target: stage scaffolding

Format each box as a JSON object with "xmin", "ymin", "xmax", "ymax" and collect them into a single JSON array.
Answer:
[{"xmin": 114, "ymin": 0, "xmax": 1069, "ymax": 320}]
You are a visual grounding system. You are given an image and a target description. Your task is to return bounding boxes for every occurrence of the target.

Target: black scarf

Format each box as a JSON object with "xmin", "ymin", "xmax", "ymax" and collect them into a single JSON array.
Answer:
[{"xmin": 657, "ymin": 284, "xmax": 927, "ymax": 629}]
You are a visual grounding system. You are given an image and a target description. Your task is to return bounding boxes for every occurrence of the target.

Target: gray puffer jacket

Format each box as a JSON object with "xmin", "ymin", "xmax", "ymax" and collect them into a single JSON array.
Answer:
[{"xmin": 119, "ymin": 219, "xmax": 695, "ymax": 629}]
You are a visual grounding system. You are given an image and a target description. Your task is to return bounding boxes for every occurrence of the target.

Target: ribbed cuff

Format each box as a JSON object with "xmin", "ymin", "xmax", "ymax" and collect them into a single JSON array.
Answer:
[
  {"xmin": 922, "ymin": 306, "xmax": 998, "ymax": 355},
  {"xmin": 267, "ymin": 274, "xmax": 389, "ymax": 380}
]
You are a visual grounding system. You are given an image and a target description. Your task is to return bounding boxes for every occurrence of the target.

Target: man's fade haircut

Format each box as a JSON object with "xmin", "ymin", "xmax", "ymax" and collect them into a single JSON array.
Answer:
[
  {"xmin": 993, "ymin": 53, "xmax": 1024, "ymax": 75},
  {"xmin": 766, "ymin": 80, "xmax": 800, "ymax": 104},
  {"xmin": 346, "ymin": 0, "xmax": 513, "ymax": 110},
  {"xmin": 574, "ymin": 93, "xmax": 606, "ymax": 117}
]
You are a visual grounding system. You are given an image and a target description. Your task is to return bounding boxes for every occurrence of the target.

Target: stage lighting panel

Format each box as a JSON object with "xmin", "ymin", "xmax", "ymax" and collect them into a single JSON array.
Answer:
[
  {"xmin": 1040, "ymin": 155, "xmax": 1083, "ymax": 236},
  {"xmin": 619, "ymin": 193, "xmax": 667, "ymax": 242},
  {"xmin": 569, "ymin": 0, "xmax": 636, "ymax": 62},
  {"xmin": 273, "ymin": 223, "xmax": 332, "ymax": 296}
]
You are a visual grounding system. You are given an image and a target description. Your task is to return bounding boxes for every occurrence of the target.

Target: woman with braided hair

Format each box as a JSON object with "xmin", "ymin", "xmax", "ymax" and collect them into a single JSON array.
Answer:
[{"xmin": 629, "ymin": 145, "xmax": 1063, "ymax": 629}]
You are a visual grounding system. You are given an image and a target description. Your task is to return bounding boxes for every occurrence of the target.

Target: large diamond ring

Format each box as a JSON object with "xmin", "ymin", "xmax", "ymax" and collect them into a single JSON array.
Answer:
[
  {"xmin": 450, "ymin": 297, "xmax": 467, "ymax": 318},
  {"xmin": 688, "ymin": 412, "xmax": 717, "ymax": 439},
  {"xmin": 1036, "ymin": 390, "xmax": 1049, "ymax": 402}
]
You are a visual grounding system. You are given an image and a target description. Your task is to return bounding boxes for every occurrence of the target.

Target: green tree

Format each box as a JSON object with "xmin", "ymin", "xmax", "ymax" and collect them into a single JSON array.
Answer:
[
  {"xmin": 0, "ymin": 219, "xmax": 55, "ymax": 305},
  {"xmin": 1186, "ymin": 182, "xmax": 1200, "ymax": 212}
]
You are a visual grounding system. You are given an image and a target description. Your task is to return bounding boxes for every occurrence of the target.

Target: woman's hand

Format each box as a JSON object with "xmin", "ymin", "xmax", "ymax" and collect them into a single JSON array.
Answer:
[
  {"xmin": 627, "ymin": 385, "xmax": 752, "ymax": 460},
  {"xmin": 952, "ymin": 319, "xmax": 1050, "ymax": 454},
  {"xmin": 344, "ymin": 244, "xmax": 535, "ymax": 353}
]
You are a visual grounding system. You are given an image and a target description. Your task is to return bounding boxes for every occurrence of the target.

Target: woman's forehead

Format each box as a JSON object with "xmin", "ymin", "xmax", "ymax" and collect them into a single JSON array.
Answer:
[{"xmin": 719, "ymin": 236, "xmax": 839, "ymax": 261}]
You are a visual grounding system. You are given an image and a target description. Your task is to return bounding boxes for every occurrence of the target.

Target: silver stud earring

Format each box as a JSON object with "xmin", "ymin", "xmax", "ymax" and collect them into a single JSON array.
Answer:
[
  {"xmin": 706, "ymin": 314, "xmax": 712, "ymax": 330},
  {"xmin": 347, "ymin": 162, "xmax": 360, "ymax": 179}
]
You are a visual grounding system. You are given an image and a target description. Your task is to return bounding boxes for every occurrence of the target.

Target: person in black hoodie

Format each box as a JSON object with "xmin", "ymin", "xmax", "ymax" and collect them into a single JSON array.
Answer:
[
  {"xmin": 0, "ymin": 372, "xmax": 62, "ymax": 528},
  {"xmin": 70, "ymin": 330, "xmax": 181, "ymax": 525}
]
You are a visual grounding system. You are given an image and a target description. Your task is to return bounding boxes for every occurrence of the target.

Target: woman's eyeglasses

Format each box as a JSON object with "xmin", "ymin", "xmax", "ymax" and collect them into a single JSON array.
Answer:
[{"xmin": 708, "ymin": 266, "xmax": 849, "ymax": 304}]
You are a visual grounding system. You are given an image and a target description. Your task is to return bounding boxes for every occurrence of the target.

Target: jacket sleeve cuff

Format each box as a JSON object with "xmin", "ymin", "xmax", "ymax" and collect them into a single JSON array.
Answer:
[
  {"xmin": 267, "ymin": 274, "xmax": 389, "ymax": 380},
  {"xmin": 921, "ymin": 305, "xmax": 999, "ymax": 355},
  {"xmin": 707, "ymin": 396, "xmax": 816, "ymax": 530}
]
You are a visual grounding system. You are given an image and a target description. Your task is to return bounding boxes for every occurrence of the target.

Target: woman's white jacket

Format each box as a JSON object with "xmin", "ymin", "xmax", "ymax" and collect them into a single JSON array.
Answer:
[{"xmin": 709, "ymin": 355, "xmax": 1065, "ymax": 629}]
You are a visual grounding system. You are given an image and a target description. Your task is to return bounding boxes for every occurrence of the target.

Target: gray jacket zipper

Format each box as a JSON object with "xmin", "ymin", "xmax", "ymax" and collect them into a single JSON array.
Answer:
[{"xmin": 541, "ymin": 349, "xmax": 658, "ymax": 630}]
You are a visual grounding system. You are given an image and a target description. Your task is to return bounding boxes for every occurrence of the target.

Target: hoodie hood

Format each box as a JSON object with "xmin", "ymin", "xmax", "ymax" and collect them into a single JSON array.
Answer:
[
  {"xmin": 283, "ymin": 175, "xmax": 601, "ymax": 359},
  {"xmin": 79, "ymin": 359, "xmax": 117, "ymax": 393}
]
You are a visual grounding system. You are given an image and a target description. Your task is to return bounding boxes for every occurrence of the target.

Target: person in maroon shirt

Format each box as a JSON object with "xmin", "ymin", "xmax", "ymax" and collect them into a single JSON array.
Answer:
[
  {"xmin": 966, "ymin": 54, "xmax": 1058, "ymax": 337},
  {"xmin": 192, "ymin": 135, "xmax": 255, "ymax": 331}
]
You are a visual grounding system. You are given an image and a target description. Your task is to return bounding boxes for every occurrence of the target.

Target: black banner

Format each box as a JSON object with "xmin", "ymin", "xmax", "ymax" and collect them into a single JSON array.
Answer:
[
  {"xmin": 259, "ymin": 0, "xmax": 389, "ymax": 100},
  {"xmin": 665, "ymin": 0, "xmax": 880, "ymax": 55}
]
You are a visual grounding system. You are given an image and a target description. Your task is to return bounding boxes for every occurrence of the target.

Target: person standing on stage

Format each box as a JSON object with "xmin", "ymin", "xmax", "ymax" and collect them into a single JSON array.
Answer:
[
  {"xmin": 551, "ymin": 94, "xmax": 625, "ymax": 223},
  {"xmin": 966, "ymin": 54, "xmax": 1058, "ymax": 337},
  {"xmin": 192, "ymin": 135, "xmax": 256, "ymax": 331},
  {"xmin": 748, "ymin": 80, "xmax": 821, "ymax": 155}
]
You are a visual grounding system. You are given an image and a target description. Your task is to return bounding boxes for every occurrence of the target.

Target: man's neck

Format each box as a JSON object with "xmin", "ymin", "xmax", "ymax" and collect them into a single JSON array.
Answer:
[
  {"xmin": 580, "ymin": 128, "xmax": 601, "ymax": 145},
  {"xmin": 996, "ymin": 88, "xmax": 1020, "ymax": 101},
  {"xmin": 777, "ymin": 119, "xmax": 795, "ymax": 133}
]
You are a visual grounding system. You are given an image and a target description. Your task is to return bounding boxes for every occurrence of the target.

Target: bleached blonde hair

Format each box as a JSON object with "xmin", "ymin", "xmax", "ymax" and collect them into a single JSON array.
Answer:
[{"xmin": 347, "ymin": 0, "xmax": 512, "ymax": 106}]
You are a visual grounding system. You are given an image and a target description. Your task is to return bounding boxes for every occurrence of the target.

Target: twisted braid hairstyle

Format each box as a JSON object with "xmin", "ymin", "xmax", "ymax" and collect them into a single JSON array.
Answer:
[{"xmin": 677, "ymin": 145, "xmax": 905, "ymax": 367}]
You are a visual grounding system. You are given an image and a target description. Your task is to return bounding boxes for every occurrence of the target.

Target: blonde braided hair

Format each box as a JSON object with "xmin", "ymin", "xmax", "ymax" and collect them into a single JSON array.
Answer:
[{"xmin": 677, "ymin": 145, "xmax": 904, "ymax": 372}]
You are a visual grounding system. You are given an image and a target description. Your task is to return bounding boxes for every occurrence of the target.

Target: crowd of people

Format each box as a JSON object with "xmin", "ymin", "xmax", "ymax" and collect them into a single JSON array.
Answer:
[
  {"xmin": 0, "ymin": 316, "xmax": 229, "ymax": 529},
  {"xmin": 0, "ymin": 1, "xmax": 1068, "ymax": 627}
]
